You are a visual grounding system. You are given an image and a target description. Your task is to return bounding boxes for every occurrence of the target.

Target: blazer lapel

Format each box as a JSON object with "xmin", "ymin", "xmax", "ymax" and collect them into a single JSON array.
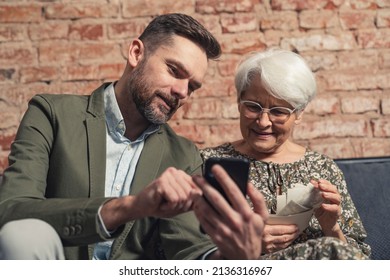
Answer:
[
  {"xmin": 130, "ymin": 130, "xmax": 165, "ymax": 195},
  {"xmin": 85, "ymin": 83, "xmax": 108, "ymax": 198}
]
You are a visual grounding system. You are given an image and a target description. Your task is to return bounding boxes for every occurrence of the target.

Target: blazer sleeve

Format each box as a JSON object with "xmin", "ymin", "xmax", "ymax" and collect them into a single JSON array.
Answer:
[{"xmin": 0, "ymin": 94, "xmax": 117, "ymax": 246}]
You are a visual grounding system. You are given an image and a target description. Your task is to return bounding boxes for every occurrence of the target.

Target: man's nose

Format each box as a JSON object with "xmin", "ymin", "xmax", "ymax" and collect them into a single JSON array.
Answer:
[{"xmin": 172, "ymin": 79, "xmax": 189, "ymax": 99}]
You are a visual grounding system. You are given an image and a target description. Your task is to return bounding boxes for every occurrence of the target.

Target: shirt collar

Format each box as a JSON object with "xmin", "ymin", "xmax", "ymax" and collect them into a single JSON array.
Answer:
[{"xmin": 103, "ymin": 83, "xmax": 159, "ymax": 142}]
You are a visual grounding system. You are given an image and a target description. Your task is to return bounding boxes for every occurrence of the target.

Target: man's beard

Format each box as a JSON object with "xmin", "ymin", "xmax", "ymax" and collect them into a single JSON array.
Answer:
[{"xmin": 127, "ymin": 61, "xmax": 179, "ymax": 124}]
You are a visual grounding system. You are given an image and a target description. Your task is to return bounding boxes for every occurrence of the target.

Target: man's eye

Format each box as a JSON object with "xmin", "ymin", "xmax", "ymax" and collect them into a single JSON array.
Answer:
[{"xmin": 168, "ymin": 65, "xmax": 179, "ymax": 76}]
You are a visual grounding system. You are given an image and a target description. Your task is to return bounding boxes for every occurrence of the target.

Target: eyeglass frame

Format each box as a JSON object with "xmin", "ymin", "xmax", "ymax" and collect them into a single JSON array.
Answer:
[{"xmin": 239, "ymin": 99, "xmax": 298, "ymax": 123}]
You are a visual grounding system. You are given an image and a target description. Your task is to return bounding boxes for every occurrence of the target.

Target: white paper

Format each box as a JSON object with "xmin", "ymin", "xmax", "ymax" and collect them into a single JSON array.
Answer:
[{"xmin": 268, "ymin": 182, "xmax": 323, "ymax": 232}]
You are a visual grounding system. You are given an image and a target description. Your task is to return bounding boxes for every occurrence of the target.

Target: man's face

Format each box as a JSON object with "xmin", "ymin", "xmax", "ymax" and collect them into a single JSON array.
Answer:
[{"xmin": 127, "ymin": 35, "xmax": 208, "ymax": 124}]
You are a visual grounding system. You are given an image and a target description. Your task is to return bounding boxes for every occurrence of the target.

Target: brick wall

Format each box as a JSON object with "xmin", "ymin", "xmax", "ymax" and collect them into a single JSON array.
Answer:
[{"xmin": 1, "ymin": 0, "xmax": 390, "ymax": 173}]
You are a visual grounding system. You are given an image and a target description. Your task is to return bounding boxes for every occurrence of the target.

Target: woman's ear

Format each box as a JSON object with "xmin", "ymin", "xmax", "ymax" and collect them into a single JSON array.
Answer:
[
  {"xmin": 294, "ymin": 109, "xmax": 305, "ymax": 125},
  {"xmin": 127, "ymin": 39, "xmax": 145, "ymax": 67}
]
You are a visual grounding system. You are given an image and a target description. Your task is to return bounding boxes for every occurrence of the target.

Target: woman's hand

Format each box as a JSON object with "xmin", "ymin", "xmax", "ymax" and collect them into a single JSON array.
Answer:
[
  {"xmin": 261, "ymin": 224, "xmax": 300, "ymax": 254},
  {"xmin": 312, "ymin": 179, "xmax": 346, "ymax": 241}
]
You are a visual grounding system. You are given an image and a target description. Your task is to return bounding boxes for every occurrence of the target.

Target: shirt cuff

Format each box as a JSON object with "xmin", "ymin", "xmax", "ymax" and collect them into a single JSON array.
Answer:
[
  {"xmin": 200, "ymin": 247, "xmax": 218, "ymax": 260},
  {"xmin": 97, "ymin": 204, "xmax": 115, "ymax": 239}
]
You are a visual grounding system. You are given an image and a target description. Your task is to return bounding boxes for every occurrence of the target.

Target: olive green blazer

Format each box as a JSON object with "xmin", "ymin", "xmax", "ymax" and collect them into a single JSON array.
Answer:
[{"xmin": 0, "ymin": 83, "xmax": 215, "ymax": 259}]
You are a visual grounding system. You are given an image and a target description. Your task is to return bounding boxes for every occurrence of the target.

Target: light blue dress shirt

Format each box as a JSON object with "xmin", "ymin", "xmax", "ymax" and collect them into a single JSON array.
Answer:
[{"xmin": 93, "ymin": 83, "xmax": 159, "ymax": 260}]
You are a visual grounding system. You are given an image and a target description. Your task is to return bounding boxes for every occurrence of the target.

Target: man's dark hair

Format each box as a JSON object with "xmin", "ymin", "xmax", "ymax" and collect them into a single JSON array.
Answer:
[{"xmin": 139, "ymin": 13, "xmax": 221, "ymax": 60}]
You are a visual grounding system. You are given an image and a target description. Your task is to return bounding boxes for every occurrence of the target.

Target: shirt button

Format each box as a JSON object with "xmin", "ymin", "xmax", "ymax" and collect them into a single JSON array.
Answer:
[{"xmin": 115, "ymin": 185, "xmax": 121, "ymax": 191}]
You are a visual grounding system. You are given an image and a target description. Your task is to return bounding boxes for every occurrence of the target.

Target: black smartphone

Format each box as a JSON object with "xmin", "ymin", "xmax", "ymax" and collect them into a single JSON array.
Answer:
[
  {"xmin": 203, "ymin": 157, "xmax": 250, "ymax": 203},
  {"xmin": 200, "ymin": 157, "xmax": 250, "ymax": 234}
]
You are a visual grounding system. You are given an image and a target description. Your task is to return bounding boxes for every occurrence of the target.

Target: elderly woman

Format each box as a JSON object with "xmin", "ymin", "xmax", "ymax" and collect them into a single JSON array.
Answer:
[{"xmin": 200, "ymin": 48, "xmax": 371, "ymax": 259}]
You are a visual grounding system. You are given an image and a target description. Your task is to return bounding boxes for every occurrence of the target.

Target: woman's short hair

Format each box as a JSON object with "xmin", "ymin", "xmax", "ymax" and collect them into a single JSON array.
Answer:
[{"xmin": 234, "ymin": 48, "xmax": 317, "ymax": 109}]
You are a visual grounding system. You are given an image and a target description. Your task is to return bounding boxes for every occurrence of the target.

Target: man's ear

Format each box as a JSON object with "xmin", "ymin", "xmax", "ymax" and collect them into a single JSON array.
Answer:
[
  {"xmin": 128, "ymin": 39, "xmax": 145, "ymax": 67},
  {"xmin": 294, "ymin": 109, "xmax": 305, "ymax": 125}
]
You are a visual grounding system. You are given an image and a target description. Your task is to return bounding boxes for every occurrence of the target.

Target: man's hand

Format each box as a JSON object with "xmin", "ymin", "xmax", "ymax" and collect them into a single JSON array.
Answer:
[
  {"xmin": 100, "ymin": 167, "xmax": 201, "ymax": 231},
  {"xmin": 192, "ymin": 164, "xmax": 268, "ymax": 259}
]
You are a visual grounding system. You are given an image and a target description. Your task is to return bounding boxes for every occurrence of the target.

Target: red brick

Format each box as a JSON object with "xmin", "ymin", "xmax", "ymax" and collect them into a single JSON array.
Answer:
[
  {"xmin": 0, "ymin": 25, "xmax": 27, "ymax": 42},
  {"xmin": 221, "ymin": 13, "xmax": 258, "ymax": 33},
  {"xmin": 299, "ymin": 10, "xmax": 338, "ymax": 29},
  {"xmin": 209, "ymin": 123, "xmax": 242, "ymax": 146},
  {"xmin": 221, "ymin": 97, "xmax": 240, "ymax": 119},
  {"xmin": 219, "ymin": 32, "xmax": 266, "ymax": 54},
  {"xmin": 293, "ymin": 117, "xmax": 368, "ymax": 139},
  {"xmin": 97, "ymin": 64, "xmax": 125, "ymax": 81},
  {"xmin": 372, "ymin": 118, "xmax": 390, "ymax": 137},
  {"xmin": 303, "ymin": 52, "xmax": 338, "ymax": 71},
  {"xmin": 183, "ymin": 99, "xmax": 222, "ymax": 119},
  {"xmin": 170, "ymin": 123, "xmax": 210, "ymax": 145},
  {"xmin": 341, "ymin": 95, "xmax": 379, "ymax": 113},
  {"xmin": 339, "ymin": 10, "xmax": 376, "ymax": 30},
  {"xmin": 308, "ymin": 138, "xmax": 357, "ymax": 159},
  {"xmin": 0, "ymin": 68, "xmax": 16, "ymax": 83},
  {"xmin": 358, "ymin": 29, "xmax": 390, "ymax": 48},
  {"xmin": 195, "ymin": 76, "xmax": 235, "ymax": 99},
  {"xmin": 271, "ymin": 0, "xmax": 331, "ymax": 11},
  {"xmin": 69, "ymin": 23, "xmax": 103, "ymax": 41},
  {"xmin": 263, "ymin": 29, "xmax": 290, "ymax": 46},
  {"xmin": 379, "ymin": 50, "xmax": 390, "ymax": 68},
  {"xmin": 0, "ymin": 4, "xmax": 42, "ymax": 23},
  {"xmin": 44, "ymin": 3, "xmax": 118, "ymax": 19},
  {"xmin": 28, "ymin": 22, "xmax": 68, "ymax": 41},
  {"xmin": 382, "ymin": 95, "xmax": 390, "ymax": 114},
  {"xmin": 122, "ymin": 0, "xmax": 193, "ymax": 18},
  {"xmin": 281, "ymin": 32, "xmax": 357, "ymax": 51},
  {"xmin": 196, "ymin": 0, "xmax": 255, "ymax": 13},
  {"xmin": 377, "ymin": 0, "xmax": 390, "ymax": 8},
  {"xmin": 358, "ymin": 138, "xmax": 390, "ymax": 157},
  {"xmin": 108, "ymin": 19, "xmax": 150, "ymax": 40},
  {"xmin": 216, "ymin": 54, "xmax": 241, "ymax": 77},
  {"xmin": 337, "ymin": 49, "xmax": 379, "ymax": 69},
  {"xmin": 377, "ymin": 9, "xmax": 390, "ymax": 27},
  {"xmin": 0, "ymin": 43, "xmax": 37, "ymax": 67},
  {"xmin": 318, "ymin": 70, "xmax": 381, "ymax": 91},
  {"xmin": 39, "ymin": 42, "xmax": 123, "ymax": 64},
  {"xmin": 348, "ymin": 0, "xmax": 378, "ymax": 9},
  {"xmin": 62, "ymin": 63, "xmax": 124, "ymax": 81},
  {"xmin": 261, "ymin": 11, "xmax": 299, "ymax": 31},
  {"xmin": 0, "ymin": 107, "xmax": 20, "ymax": 131},
  {"xmin": 20, "ymin": 66, "xmax": 58, "ymax": 83},
  {"xmin": 305, "ymin": 95, "xmax": 339, "ymax": 115}
]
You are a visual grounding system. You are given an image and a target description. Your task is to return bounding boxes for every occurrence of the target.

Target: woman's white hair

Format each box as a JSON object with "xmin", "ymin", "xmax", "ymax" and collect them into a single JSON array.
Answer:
[{"xmin": 234, "ymin": 48, "xmax": 317, "ymax": 109}]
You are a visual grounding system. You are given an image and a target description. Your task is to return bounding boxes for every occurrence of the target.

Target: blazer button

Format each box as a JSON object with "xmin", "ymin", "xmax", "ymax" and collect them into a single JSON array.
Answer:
[
  {"xmin": 63, "ymin": 227, "xmax": 70, "ymax": 236},
  {"xmin": 75, "ymin": 224, "xmax": 82, "ymax": 235}
]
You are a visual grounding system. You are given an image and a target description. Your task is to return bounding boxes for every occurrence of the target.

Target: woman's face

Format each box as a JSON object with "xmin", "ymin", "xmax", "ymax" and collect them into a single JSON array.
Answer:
[{"xmin": 238, "ymin": 75, "xmax": 302, "ymax": 156}]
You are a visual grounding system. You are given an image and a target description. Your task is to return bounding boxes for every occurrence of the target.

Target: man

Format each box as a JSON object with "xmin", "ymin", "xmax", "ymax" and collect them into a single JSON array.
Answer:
[{"xmin": 0, "ymin": 13, "xmax": 267, "ymax": 260}]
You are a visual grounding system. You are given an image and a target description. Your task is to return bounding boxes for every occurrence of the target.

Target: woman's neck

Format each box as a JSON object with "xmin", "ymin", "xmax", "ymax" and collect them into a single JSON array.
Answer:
[{"xmin": 232, "ymin": 140, "xmax": 306, "ymax": 164}]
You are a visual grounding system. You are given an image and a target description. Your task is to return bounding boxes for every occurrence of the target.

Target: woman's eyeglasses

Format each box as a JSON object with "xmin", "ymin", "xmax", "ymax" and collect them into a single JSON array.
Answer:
[{"xmin": 239, "ymin": 100, "xmax": 297, "ymax": 124}]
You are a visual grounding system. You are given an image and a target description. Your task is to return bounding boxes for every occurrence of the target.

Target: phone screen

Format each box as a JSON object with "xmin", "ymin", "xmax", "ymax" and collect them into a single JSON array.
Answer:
[{"xmin": 203, "ymin": 157, "xmax": 250, "ymax": 204}]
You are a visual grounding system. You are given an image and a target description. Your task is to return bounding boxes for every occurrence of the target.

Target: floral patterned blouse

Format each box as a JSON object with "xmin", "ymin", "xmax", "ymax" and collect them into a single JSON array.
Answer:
[{"xmin": 200, "ymin": 142, "xmax": 371, "ymax": 258}]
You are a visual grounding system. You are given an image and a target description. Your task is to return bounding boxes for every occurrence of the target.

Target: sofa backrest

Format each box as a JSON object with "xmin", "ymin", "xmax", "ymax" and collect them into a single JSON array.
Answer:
[{"xmin": 335, "ymin": 157, "xmax": 390, "ymax": 260}]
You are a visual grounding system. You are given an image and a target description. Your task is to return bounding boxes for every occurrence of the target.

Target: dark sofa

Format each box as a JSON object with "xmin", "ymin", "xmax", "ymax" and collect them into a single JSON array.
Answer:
[
  {"xmin": 334, "ymin": 157, "xmax": 390, "ymax": 260},
  {"xmin": 0, "ymin": 156, "xmax": 389, "ymax": 259}
]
